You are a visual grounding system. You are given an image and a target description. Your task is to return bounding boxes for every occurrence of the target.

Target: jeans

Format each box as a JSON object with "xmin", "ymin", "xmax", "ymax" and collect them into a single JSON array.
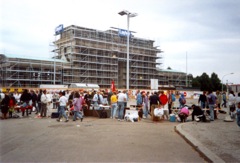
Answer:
[
  {"xmin": 143, "ymin": 104, "xmax": 149, "ymax": 118},
  {"xmin": 37, "ymin": 102, "xmax": 42, "ymax": 113},
  {"xmin": 73, "ymin": 111, "xmax": 83, "ymax": 121},
  {"xmin": 222, "ymin": 100, "xmax": 227, "ymax": 107},
  {"xmin": 237, "ymin": 116, "xmax": 240, "ymax": 127},
  {"xmin": 117, "ymin": 102, "xmax": 125, "ymax": 120},
  {"xmin": 200, "ymin": 102, "xmax": 206, "ymax": 109},
  {"xmin": 209, "ymin": 104, "xmax": 214, "ymax": 120},
  {"xmin": 58, "ymin": 106, "xmax": 68, "ymax": 120},
  {"xmin": 111, "ymin": 103, "xmax": 117, "ymax": 118}
]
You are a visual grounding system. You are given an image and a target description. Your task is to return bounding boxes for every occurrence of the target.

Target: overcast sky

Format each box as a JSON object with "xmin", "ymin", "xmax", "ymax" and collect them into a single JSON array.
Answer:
[{"xmin": 1, "ymin": 0, "xmax": 240, "ymax": 84}]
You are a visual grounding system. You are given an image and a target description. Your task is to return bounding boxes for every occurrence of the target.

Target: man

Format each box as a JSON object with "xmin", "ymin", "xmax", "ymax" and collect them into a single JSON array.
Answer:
[
  {"xmin": 117, "ymin": 91, "xmax": 127, "ymax": 121},
  {"xmin": 36, "ymin": 89, "xmax": 42, "ymax": 115},
  {"xmin": 207, "ymin": 90, "xmax": 217, "ymax": 121},
  {"xmin": 40, "ymin": 89, "xmax": 48, "ymax": 118},
  {"xmin": 136, "ymin": 90, "xmax": 142, "ymax": 106},
  {"xmin": 20, "ymin": 89, "xmax": 32, "ymax": 116},
  {"xmin": 92, "ymin": 91, "xmax": 100, "ymax": 110},
  {"xmin": 149, "ymin": 92, "xmax": 160, "ymax": 121},
  {"xmin": 221, "ymin": 92, "xmax": 227, "ymax": 108},
  {"xmin": 57, "ymin": 91, "xmax": 69, "ymax": 122},
  {"xmin": 198, "ymin": 91, "xmax": 207, "ymax": 109},
  {"xmin": 159, "ymin": 91, "xmax": 169, "ymax": 120}
]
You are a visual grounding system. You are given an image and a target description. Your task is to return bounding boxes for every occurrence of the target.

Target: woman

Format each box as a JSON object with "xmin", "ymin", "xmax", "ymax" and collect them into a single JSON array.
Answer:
[
  {"xmin": 72, "ymin": 91, "xmax": 84, "ymax": 122},
  {"xmin": 1, "ymin": 93, "xmax": 10, "ymax": 119},
  {"xmin": 178, "ymin": 106, "xmax": 189, "ymax": 123},
  {"xmin": 110, "ymin": 91, "xmax": 118, "ymax": 119}
]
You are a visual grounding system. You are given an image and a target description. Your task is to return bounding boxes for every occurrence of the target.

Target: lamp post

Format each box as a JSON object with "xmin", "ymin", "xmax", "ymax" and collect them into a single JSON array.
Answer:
[
  {"xmin": 118, "ymin": 10, "xmax": 137, "ymax": 90},
  {"xmin": 221, "ymin": 73, "xmax": 234, "ymax": 93}
]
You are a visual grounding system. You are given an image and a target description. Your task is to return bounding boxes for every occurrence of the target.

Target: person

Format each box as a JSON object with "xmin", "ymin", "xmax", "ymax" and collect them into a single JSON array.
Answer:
[
  {"xmin": 1, "ymin": 92, "xmax": 10, "ymax": 119},
  {"xmin": 107, "ymin": 90, "xmax": 113, "ymax": 106},
  {"xmin": 52, "ymin": 92, "xmax": 58, "ymax": 109},
  {"xmin": 236, "ymin": 92, "xmax": 240, "ymax": 106},
  {"xmin": 110, "ymin": 91, "xmax": 118, "ymax": 119},
  {"xmin": 228, "ymin": 91, "xmax": 236, "ymax": 119},
  {"xmin": 20, "ymin": 89, "xmax": 32, "ymax": 116},
  {"xmin": 221, "ymin": 92, "xmax": 227, "ymax": 108},
  {"xmin": 198, "ymin": 91, "xmax": 207, "ymax": 109},
  {"xmin": 40, "ymin": 89, "xmax": 48, "ymax": 118},
  {"xmin": 36, "ymin": 89, "xmax": 42, "ymax": 115},
  {"xmin": 72, "ymin": 91, "xmax": 84, "ymax": 122},
  {"xmin": 178, "ymin": 106, "xmax": 189, "ymax": 123},
  {"xmin": 236, "ymin": 102, "xmax": 240, "ymax": 128},
  {"xmin": 159, "ymin": 91, "xmax": 169, "ymax": 120},
  {"xmin": 179, "ymin": 93, "xmax": 186, "ymax": 109},
  {"xmin": 142, "ymin": 92, "xmax": 149, "ymax": 119},
  {"xmin": 30, "ymin": 90, "xmax": 37, "ymax": 112},
  {"xmin": 8, "ymin": 93, "xmax": 16, "ymax": 118},
  {"xmin": 191, "ymin": 105, "xmax": 206, "ymax": 122},
  {"xmin": 136, "ymin": 90, "xmax": 142, "ymax": 106},
  {"xmin": 168, "ymin": 90, "xmax": 176, "ymax": 113},
  {"xmin": 92, "ymin": 91, "xmax": 100, "ymax": 110},
  {"xmin": 216, "ymin": 91, "xmax": 222, "ymax": 110},
  {"xmin": 84, "ymin": 91, "xmax": 92, "ymax": 110},
  {"xmin": 149, "ymin": 92, "xmax": 160, "ymax": 121},
  {"xmin": 57, "ymin": 91, "xmax": 69, "ymax": 122},
  {"xmin": 207, "ymin": 90, "xmax": 217, "ymax": 121},
  {"xmin": 117, "ymin": 91, "xmax": 127, "ymax": 121}
]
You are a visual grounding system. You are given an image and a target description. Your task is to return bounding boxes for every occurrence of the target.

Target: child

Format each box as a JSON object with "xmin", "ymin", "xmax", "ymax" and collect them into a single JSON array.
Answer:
[
  {"xmin": 9, "ymin": 94, "xmax": 16, "ymax": 118},
  {"xmin": 236, "ymin": 102, "xmax": 240, "ymax": 128}
]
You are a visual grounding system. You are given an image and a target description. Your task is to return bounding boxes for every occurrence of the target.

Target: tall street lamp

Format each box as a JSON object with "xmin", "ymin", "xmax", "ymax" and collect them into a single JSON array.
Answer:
[
  {"xmin": 221, "ymin": 73, "xmax": 234, "ymax": 93},
  {"xmin": 118, "ymin": 10, "xmax": 138, "ymax": 90}
]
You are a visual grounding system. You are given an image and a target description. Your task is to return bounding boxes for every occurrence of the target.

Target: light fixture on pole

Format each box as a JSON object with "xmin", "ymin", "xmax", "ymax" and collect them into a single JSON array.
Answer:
[
  {"xmin": 221, "ymin": 72, "xmax": 234, "ymax": 93},
  {"xmin": 118, "ymin": 10, "xmax": 138, "ymax": 90}
]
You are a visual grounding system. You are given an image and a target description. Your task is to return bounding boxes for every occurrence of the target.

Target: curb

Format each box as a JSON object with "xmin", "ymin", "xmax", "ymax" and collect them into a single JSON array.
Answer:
[{"xmin": 175, "ymin": 123, "xmax": 225, "ymax": 163}]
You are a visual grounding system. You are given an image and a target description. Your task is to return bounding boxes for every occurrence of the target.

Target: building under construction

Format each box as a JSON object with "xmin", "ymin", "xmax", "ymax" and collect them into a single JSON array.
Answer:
[{"xmin": 0, "ymin": 25, "xmax": 190, "ymax": 89}]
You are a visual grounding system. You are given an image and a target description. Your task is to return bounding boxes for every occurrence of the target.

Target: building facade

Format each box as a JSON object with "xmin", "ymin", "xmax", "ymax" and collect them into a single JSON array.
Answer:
[{"xmin": 1, "ymin": 25, "xmax": 191, "ymax": 89}]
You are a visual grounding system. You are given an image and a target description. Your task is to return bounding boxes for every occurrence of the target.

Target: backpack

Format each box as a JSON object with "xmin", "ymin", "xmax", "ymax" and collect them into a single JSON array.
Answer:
[
  {"xmin": 171, "ymin": 94, "xmax": 176, "ymax": 102},
  {"xmin": 160, "ymin": 94, "xmax": 168, "ymax": 105}
]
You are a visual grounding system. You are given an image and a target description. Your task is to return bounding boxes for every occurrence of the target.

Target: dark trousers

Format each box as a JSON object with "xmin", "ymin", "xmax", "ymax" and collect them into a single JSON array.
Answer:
[{"xmin": 41, "ymin": 103, "xmax": 47, "ymax": 117}]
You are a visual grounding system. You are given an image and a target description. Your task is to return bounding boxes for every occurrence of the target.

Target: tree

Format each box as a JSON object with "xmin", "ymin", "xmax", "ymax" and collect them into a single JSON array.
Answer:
[
  {"xmin": 192, "ymin": 72, "xmax": 222, "ymax": 91},
  {"xmin": 210, "ymin": 73, "xmax": 221, "ymax": 91}
]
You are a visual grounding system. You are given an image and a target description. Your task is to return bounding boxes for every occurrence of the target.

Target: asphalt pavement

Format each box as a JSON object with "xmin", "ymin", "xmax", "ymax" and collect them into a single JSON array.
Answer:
[{"xmin": 0, "ymin": 98, "xmax": 239, "ymax": 162}]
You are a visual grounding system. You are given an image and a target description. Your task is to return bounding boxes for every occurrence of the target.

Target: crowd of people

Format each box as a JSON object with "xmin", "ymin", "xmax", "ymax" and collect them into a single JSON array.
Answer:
[{"xmin": 0, "ymin": 89, "xmax": 240, "ymax": 127}]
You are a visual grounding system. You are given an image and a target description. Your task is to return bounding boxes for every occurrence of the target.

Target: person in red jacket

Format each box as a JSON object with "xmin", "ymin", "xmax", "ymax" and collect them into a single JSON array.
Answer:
[{"xmin": 159, "ymin": 91, "xmax": 169, "ymax": 120}]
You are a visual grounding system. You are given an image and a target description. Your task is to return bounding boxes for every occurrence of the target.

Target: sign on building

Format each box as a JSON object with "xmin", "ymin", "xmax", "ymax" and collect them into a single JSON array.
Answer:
[
  {"xmin": 150, "ymin": 79, "xmax": 158, "ymax": 90},
  {"xmin": 55, "ymin": 24, "xmax": 64, "ymax": 35},
  {"xmin": 118, "ymin": 29, "xmax": 132, "ymax": 37}
]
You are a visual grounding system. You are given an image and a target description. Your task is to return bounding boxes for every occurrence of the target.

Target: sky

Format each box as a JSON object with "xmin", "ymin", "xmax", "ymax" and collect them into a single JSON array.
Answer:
[{"xmin": 1, "ymin": 0, "xmax": 240, "ymax": 84}]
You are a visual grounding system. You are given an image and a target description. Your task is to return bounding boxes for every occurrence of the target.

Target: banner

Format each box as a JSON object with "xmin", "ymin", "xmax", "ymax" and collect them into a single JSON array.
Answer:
[
  {"xmin": 118, "ymin": 29, "xmax": 132, "ymax": 37},
  {"xmin": 55, "ymin": 24, "xmax": 64, "ymax": 35},
  {"xmin": 150, "ymin": 79, "xmax": 158, "ymax": 90}
]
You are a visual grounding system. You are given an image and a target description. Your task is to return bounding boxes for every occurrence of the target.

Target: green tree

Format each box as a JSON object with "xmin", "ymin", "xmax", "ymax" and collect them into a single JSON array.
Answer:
[{"xmin": 210, "ymin": 73, "xmax": 221, "ymax": 91}]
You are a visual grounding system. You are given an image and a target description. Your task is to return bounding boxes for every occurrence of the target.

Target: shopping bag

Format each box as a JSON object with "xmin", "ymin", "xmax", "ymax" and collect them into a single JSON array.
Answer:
[{"xmin": 154, "ymin": 108, "xmax": 164, "ymax": 117}]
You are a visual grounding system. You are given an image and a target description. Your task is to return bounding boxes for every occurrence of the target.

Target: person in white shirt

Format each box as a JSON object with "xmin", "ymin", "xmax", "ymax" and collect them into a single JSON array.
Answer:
[
  {"xmin": 41, "ymin": 90, "xmax": 48, "ymax": 117},
  {"xmin": 57, "ymin": 91, "xmax": 69, "ymax": 122},
  {"xmin": 117, "ymin": 91, "xmax": 127, "ymax": 121}
]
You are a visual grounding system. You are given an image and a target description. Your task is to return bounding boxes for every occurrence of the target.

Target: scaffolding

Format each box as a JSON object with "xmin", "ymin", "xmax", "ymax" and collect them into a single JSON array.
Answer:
[
  {"xmin": 0, "ymin": 54, "xmax": 65, "ymax": 88},
  {"xmin": 54, "ymin": 25, "xmax": 162, "ymax": 89},
  {"xmin": 1, "ymin": 25, "xmax": 194, "ymax": 89}
]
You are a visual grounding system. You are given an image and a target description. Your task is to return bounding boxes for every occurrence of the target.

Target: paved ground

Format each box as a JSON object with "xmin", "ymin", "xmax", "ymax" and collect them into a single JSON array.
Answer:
[
  {"xmin": 177, "ymin": 113, "xmax": 240, "ymax": 163},
  {"xmin": 1, "ymin": 98, "xmax": 239, "ymax": 162},
  {"xmin": 0, "ymin": 116, "xmax": 205, "ymax": 162}
]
